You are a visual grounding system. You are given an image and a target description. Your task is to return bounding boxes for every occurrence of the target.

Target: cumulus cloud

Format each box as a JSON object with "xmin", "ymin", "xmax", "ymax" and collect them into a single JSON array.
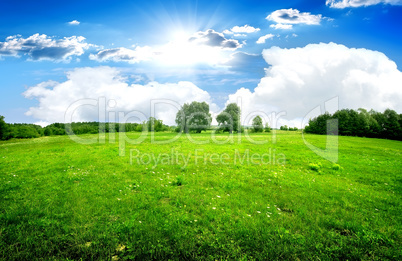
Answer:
[
  {"xmin": 256, "ymin": 34, "xmax": 275, "ymax": 44},
  {"xmin": 326, "ymin": 0, "xmax": 402, "ymax": 8},
  {"xmin": 224, "ymin": 25, "xmax": 260, "ymax": 34},
  {"xmin": 227, "ymin": 43, "xmax": 402, "ymax": 127},
  {"xmin": 189, "ymin": 29, "xmax": 241, "ymax": 49},
  {"xmin": 270, "ymin": 24, "xmax": 293, "ymax": 30},
  {"xmin": 68, "ymin": 20, "xmax": 80, "ymax": 25},
  {"xmin": 267, "ymin": 9, "xmax": 322, "ymax": 30},
  {"xmin": 89, "ymin": 46, "xmax": 154, "ymax": 63},
  {"xmin": 23, "ymin": 67, "xmax": 214, "ymax": 125},
  {"xmin": 0, "ymin": 33, "xmax": 90, "ymax": 61}
]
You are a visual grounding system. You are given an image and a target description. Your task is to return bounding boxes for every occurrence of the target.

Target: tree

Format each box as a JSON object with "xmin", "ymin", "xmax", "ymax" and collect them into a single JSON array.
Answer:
[
  {"xmin": 252, "ymin": 116, "xmax": 263, "ymax": 132},
  {"xmin": 383, "ymin": 109, "xmax": 400, "ymax": 139},
  {"xmin": 314, "ymin": 113, "xmax": 332, "ymax": 135},
  {"xmin": 175, "ymin": 101, "xmax": 212, "ymax": 133},
  {"xmin": 44, "ymin": 127, "xmax": 53, "ymax": 136},
  {"xmin": 216, "ymin": 103, "xmax": 241, "ymax": 133},
  {"xmin": 264, "ymin": 122, "xmax": 271, "ymax": 132},
  {"xmin": 0, "ymin": 115, "xmax": 8, "ymax": 140}
]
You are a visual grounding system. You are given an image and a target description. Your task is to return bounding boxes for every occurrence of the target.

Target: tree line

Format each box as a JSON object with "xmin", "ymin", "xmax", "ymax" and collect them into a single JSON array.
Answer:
[
  {"xmin": 304, "ymin": 108, "xmax": 402, "ymax": 141},
  {"xmin": 0, "ymin": 101, "xmax": 270, "ymax": 141},
  {"xmin": 0, "ymin": 117, "xmax": 171, "ymax": 140},
  {"xmin": 2, "ymin": 103, "xmax": 400, "ymax": 141}
]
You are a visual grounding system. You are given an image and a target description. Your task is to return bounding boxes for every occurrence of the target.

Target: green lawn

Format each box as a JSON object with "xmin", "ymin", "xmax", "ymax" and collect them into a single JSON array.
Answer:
[{"xmin": 0, "ymin": 131, "xmax": 401, "ymax": 260}]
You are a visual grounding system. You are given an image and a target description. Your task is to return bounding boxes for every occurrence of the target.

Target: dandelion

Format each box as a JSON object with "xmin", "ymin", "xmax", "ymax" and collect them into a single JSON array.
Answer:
[{"xmin": 116, "ymin": 244, "xmax": 126, "ymax": 252}]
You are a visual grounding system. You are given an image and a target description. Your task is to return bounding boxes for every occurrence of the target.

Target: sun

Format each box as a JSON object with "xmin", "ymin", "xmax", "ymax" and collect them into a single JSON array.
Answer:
[{"xmin": 155, "ymin": 29, "xmax": 229, "ymax": 67}]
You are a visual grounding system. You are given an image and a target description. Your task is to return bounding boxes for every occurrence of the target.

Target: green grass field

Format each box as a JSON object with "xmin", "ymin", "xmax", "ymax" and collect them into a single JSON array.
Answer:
[{"xmin": 0, "ymin": 131, "xmax": 401, "ymax": 260}]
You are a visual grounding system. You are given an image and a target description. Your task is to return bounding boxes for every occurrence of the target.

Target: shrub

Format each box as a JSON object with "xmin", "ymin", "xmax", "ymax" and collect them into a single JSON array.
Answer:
[
  {"xmin": 332, "ymin": 164, "xmax": 342, "ymax": 171},
  {"xmin": 308, "ymin": 163, "xmax": 322, "ymax": 171}
]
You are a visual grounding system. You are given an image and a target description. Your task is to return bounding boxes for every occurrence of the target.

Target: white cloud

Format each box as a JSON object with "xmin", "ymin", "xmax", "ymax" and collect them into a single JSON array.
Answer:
[
  {"xmin": 231, "ymin": 25, "xmax": 260, "ymax": 33},
  {"xmin": 234, "ymin": 34, "xmax": 247, "ymax": 37},
  {"xmin": 326, "ymin": 0, "xmax": 402, "ymax": 8},
  {"xmin": 0, "ymin": 33, "xmax": 90, "ymax": 61},
  {"xmin": 270, "ymin": 24, "xmax": 293, "ymax": 30},
  {"xmin": 23, "ymin": 67, "xmax": 214, "ymax": 125},
  {"xmin": 227, "ymin": 43, "xmax": 402, "ymax": 127},
  {"xmin": 189, "ymin": 29, "xmax": 241, "ymax": 49},
  {"xmin": 267, "ymin": 9, "xmax": 322, "ymax": 30},
  {"xmin": 68, "ymin": 20, "xmax": 80, "ymax": 25},
  {"xmin": 89, "ymin": 46, "xmax": 154, "ymax": 63},
  {"xmin": 223, "ymin": 25, "xmax": 260, "ymax": 35},
  {"xmin": 256, "ymin": 34, "xmax": 275, "ymax": 44}
]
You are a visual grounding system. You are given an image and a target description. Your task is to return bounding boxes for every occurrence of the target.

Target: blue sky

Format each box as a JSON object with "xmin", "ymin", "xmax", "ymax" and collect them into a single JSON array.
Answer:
[{"xmin": 1, "ymin": 0, "xmax": 401, "ymax": 126}]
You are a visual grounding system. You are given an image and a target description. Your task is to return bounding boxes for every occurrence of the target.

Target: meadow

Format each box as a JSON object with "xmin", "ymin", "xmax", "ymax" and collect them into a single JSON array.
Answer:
[{"xmin": 0, "ymin": 131, "xmax": 401, "ymax": 260}]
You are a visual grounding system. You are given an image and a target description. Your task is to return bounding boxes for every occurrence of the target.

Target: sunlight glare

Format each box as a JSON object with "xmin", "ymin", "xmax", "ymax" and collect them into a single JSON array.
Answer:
[{"xmin": 156, "ymin": 29, "xmax": 228, "ymax": 66}]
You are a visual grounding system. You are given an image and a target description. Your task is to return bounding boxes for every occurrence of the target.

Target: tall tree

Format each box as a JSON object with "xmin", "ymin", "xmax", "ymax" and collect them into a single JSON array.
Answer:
[
  {"xmin": 216, "ymin": 103, "xmax": 241, "ymax": 133},
  {"xmin": 0, "ymin": 115, "xmax": 8, "ymax": 140},
  {"xmin": 175, "ymin": 101, "xmax": 212, "ymax": 133},
  {"xmin": 252, "ymin": 116, "xmax": 263, "ymax": 132},
  {"xmin": 147, "ymin": 117, "xmax": 164, "ymax": 132},
  {"xmin": 383, "ymin": 109, "xmax": 400, "ymax": 139},
  {"xmin": 264, "ymin": 122, "xmax": 271, "ymax": 132}
]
